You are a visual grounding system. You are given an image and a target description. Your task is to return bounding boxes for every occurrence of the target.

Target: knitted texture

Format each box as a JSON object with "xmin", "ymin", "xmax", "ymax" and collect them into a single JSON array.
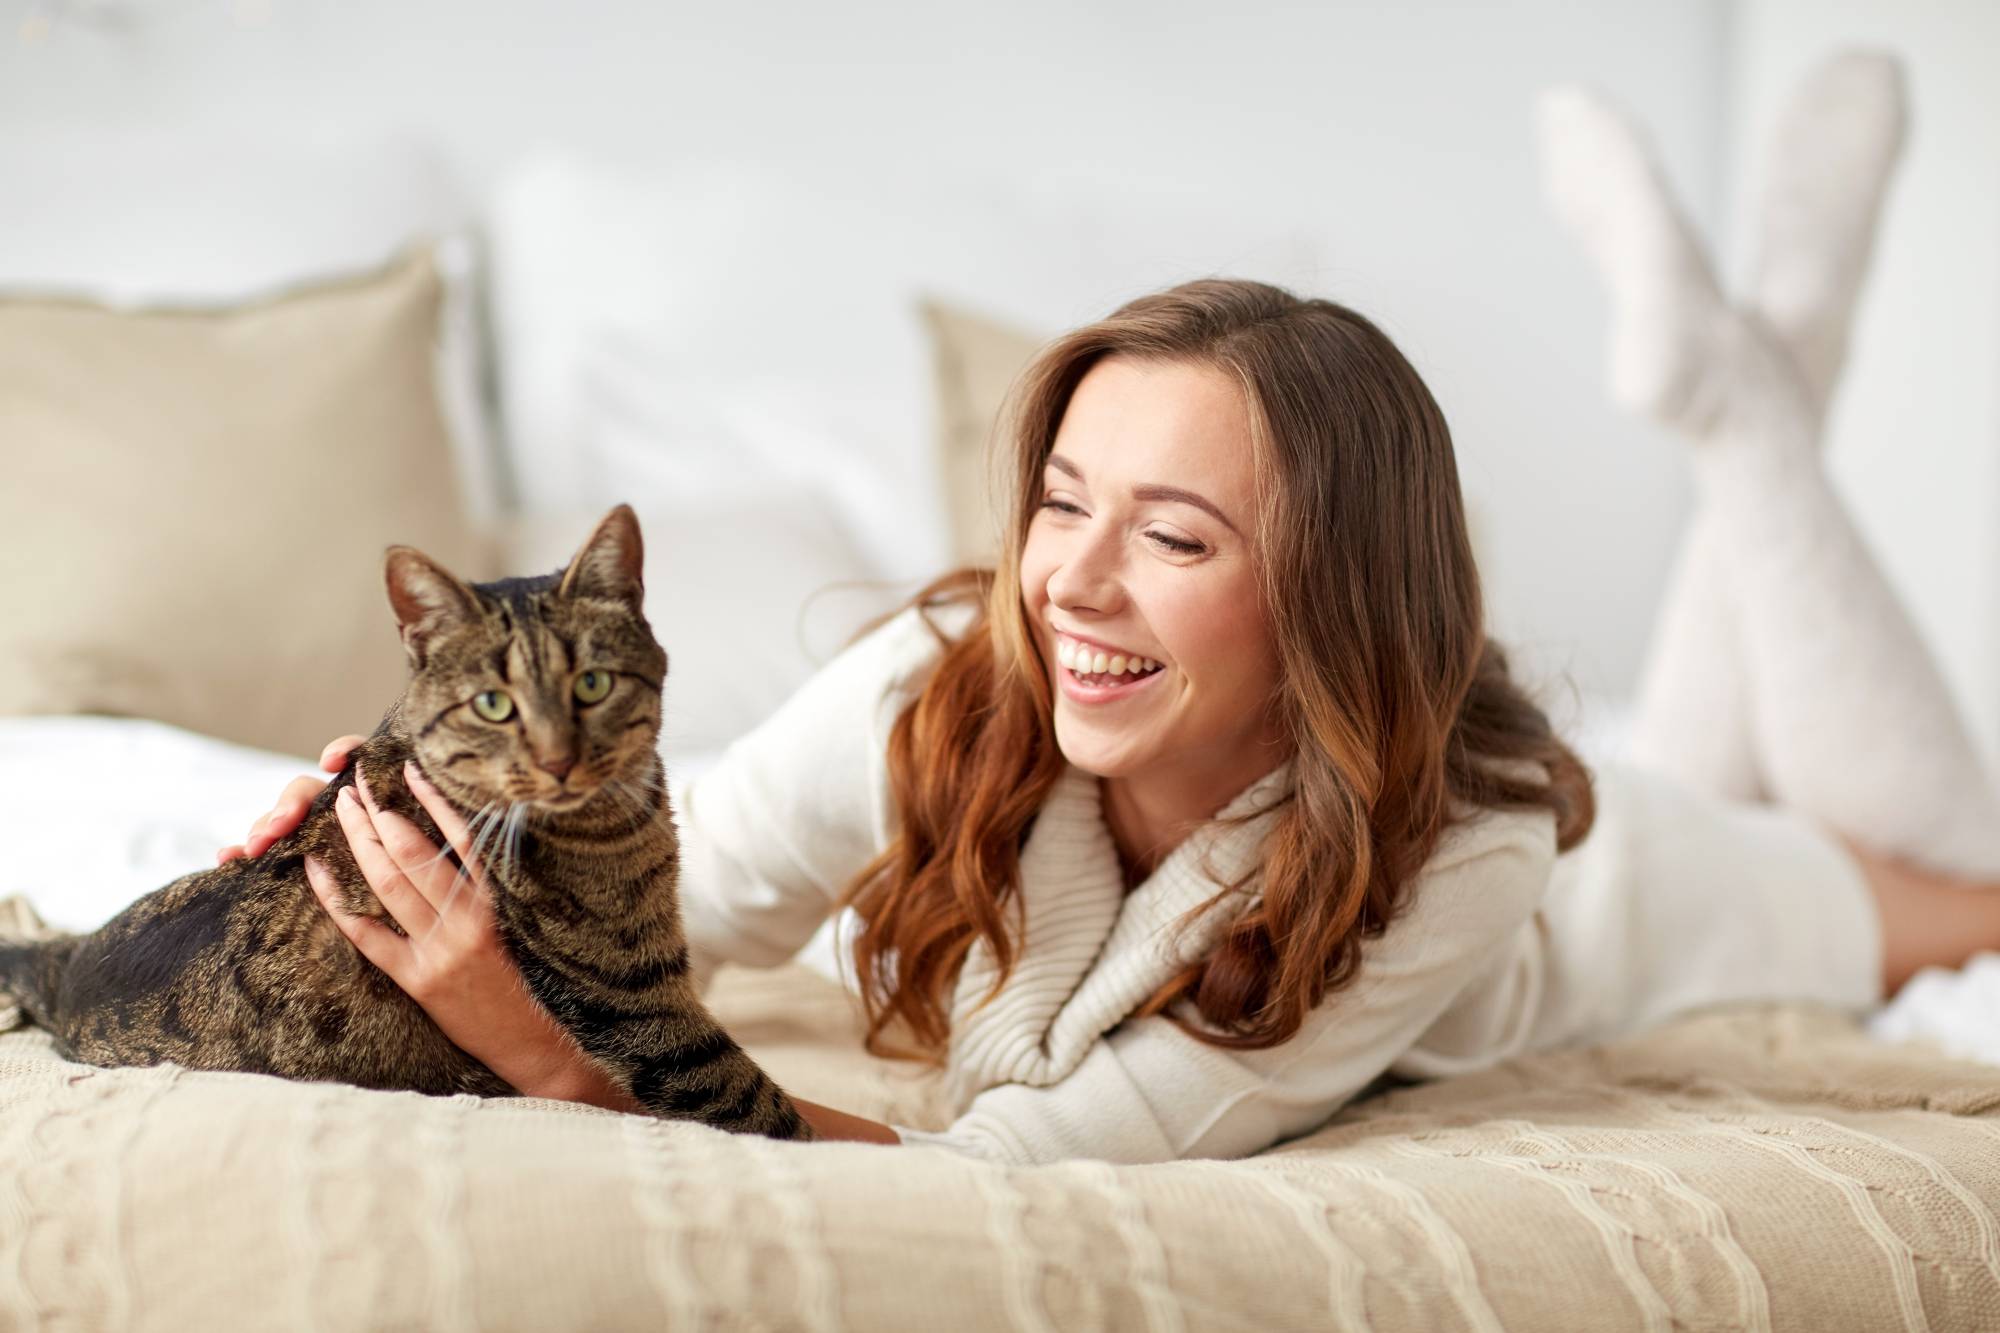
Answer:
[{"xmin": 2, "ymin": 892, "xmax": 1997, "ymax": 1331}]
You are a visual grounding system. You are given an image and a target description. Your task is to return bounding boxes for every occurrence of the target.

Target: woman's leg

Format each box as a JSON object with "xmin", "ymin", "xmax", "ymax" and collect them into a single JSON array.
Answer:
[
  {"xmin": 1833, "ymin": 828, "xmax": 2000, "ymax": 994},
  {"xmin": 1624, "ymin": 506, "xmax": 1765, "ymax": 803},
  {"xmin": 1538, "ymin": 61, "xmax": 2000, "ymax": 886},
  {"xmin": 1607, "ymin": 53, "xmax": 1908, "ymax": 809}
]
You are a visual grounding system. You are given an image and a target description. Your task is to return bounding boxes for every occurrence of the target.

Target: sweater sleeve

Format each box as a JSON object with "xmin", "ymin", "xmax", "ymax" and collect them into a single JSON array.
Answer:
[
  {"xmin": 672, "ymin": 603, "xmax": 959, "ymax": 995},
  {"xmin": 891, "ymin": 809, "xmax": 1559, "ymax": 1166}
]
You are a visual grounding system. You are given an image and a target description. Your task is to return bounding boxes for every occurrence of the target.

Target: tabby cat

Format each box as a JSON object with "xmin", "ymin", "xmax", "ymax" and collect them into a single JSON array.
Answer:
[{"xmin": 0, "ymin": 504, "xmax": 813, "ymax": 1142}]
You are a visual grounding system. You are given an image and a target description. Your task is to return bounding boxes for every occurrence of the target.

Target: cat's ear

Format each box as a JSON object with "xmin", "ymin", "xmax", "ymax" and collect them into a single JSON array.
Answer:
[
  {"xmin": 385, "ymin": 546, "xmax": 479, "ymax": 667},
  {"xmin": 558, "ymin": 503, "xmax": 645, "ymax": 606}
]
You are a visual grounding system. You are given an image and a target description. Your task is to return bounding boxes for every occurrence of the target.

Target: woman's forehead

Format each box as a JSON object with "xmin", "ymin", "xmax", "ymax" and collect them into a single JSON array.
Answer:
[{"xmin": 1050, "ymin": 357, "xmax": 1256, "ymax": 506}]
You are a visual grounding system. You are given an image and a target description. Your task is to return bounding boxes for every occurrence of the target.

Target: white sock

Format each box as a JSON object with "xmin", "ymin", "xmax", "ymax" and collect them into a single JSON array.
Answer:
[
  {"xmin": 1591, "ymin": 53, "xmax": 1904, "ymax": 804},
  {"xmin": 1695, "ymin": 411, "xmax": 2000, "ymax": 882},
  {"xmin": 1540, "ymin": 68, "xmax": 2000, "ymax": 882},
  {"xmin": 1622, "ymin": 54, "xmax": 1907, "ymax": 804},
  {"xmin": 1537, "ymin": 84, "xmax": 1743, "ymax": 435},
  {"xmin": 1540, "ymin": 82, "xmax": 1768, "ymax": 797},
  {"xmin": 1746, "ymin": 50, "xmax": 1909, "ymax": 414}
]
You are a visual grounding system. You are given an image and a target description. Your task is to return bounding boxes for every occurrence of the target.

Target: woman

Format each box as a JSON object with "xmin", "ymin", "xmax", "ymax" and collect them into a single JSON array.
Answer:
[{"xmin": 223, "ymin": 73, "xmax": 2000, "ymax": 1166}]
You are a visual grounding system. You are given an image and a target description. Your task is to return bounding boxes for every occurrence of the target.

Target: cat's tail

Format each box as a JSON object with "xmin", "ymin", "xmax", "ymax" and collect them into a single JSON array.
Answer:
[{"xmin": 0, "ymin": 937, "xmax": 70, "ymax": 1030}]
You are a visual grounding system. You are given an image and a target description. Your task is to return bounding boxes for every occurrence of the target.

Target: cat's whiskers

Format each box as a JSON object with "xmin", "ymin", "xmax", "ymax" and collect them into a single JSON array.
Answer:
[
  {"xmin": 423, "ymin": 801, "xmax": 508, "ymax": 942},
  {"xmin": 601, "ymin": 776, "xmax": 661, "ymax": 831},
  {"xmin": 504, "ymin": 801, "xmax": 527, "ymax": 879},
  {"xmin": 413, "ymin": 801, "xmax": 494, "ymax": 881}
]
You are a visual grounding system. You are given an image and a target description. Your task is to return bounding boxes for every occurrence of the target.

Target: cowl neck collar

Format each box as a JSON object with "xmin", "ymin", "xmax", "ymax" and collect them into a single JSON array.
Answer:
[{"xmin": 944, "ymin": 757, "xmax": 1296, "ymax": 1106}]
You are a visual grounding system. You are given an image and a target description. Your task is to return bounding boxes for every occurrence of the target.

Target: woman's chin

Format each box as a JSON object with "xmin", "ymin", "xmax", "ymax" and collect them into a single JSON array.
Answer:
[{"xmin": 1053, "ymin": 726, "xmax": 1158, "ymax": 781}]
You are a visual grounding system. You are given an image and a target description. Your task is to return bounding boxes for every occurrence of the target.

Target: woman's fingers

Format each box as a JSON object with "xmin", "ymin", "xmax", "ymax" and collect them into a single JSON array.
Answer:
[
  {"xmin": 354, "ymin": 769, "xmax": 480, "ymax": 919},
  {"xmin": 241, "ymin": 774, "xmax": 333, "ymax": 859},
  {"xmin": 333, "ymin": 781, "xmax": 439, "ymax": 935},
  {"xmin": 320, "ymin": 734, "xmax": 368, "ymax": 775},
  {"xmin": 305, "ymin": 854, "xmax": 413, "ymax": 976},
  {"xmin": 403, "ymin": 763, "xmax": 487, "ymax": 886}
]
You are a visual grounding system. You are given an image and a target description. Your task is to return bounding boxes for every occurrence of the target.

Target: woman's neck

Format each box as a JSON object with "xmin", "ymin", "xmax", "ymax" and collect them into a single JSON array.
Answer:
[{"xmin": 1098, "ymin": 745, "xmax": 1289, "ymax": 889}]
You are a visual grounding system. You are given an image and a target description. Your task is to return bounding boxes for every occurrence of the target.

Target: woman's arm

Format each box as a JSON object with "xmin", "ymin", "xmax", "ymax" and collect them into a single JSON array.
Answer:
[{"xmin": 671, "ymin": 604, "xmax": 948, "ymax": 976}]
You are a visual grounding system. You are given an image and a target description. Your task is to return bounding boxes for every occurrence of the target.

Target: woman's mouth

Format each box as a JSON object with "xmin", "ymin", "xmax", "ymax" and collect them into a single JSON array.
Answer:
[{"xmin": 1055, "ymin": 634, "xmax": 1166, "ymax": 703}]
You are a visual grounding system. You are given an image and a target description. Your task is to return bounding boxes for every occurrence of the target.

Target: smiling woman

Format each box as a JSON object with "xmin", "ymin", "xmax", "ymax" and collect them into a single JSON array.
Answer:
[{"xmin": 833, "ymin": 281, "xmax": 1594, "ymax": 1113}]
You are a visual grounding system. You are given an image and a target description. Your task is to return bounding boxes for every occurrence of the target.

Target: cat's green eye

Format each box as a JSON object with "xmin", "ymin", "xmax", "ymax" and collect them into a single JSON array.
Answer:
[
  {"xmin": 573, "ymin": 670, "xmax": 613, "ymax": 705},
  {"xmin": 472, "ymin": 690, "xmax": 515, "ymax": 723}
]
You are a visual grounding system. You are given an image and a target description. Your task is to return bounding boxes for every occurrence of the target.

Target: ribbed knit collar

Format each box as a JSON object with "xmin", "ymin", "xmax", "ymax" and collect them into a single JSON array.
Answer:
[{"xmin": 944, "ymin": 757, "xmax": 1296, "ymax": 1107}]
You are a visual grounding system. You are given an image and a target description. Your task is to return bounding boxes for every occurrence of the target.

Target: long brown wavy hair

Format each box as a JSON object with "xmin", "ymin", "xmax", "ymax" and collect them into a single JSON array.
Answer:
[{"xmin": 834, "ymin": 278, "xmax": 1596, "ymax": 1061}]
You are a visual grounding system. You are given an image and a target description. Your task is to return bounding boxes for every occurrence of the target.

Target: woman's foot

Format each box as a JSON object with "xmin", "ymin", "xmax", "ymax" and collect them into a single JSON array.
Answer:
[
  {"xmin": 1747, "ymin": 50, "xmax": 1908, "ymax": 414},
  {"xmin": 1537, "ymin": 84, "xmax": 1747, "ymax": 434},
  {"xmin": 1539, "ymin": 52, "xmax": 1907, "ymax": 444}
]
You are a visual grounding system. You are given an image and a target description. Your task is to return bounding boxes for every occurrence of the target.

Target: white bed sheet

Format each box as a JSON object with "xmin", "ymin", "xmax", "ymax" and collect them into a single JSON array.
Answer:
[
  {"xmin": 0, "ymin": 716, "xmax": 319, "ymax": 932},
  {"xmin": 0, "ymin": 716, "xmax": 723, "ymax": 935}
]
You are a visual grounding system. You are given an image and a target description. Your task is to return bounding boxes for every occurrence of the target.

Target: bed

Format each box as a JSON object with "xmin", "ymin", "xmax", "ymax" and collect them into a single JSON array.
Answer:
[{"xmin": 3, "ymin": 716, "xmax": 2000, "ymax": 1330}]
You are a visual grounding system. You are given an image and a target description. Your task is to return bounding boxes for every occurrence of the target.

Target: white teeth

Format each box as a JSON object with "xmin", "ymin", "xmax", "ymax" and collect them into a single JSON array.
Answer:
[{"xmin": 1056, "ymin": 636, "xmax": 1165, "ymax": 678}]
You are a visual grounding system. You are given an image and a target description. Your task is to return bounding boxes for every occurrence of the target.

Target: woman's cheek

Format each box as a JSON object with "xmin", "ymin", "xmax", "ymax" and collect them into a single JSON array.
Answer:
[{"xmin": 1178, "ymin": 575, "xmax": 1273, "ymax": 697}]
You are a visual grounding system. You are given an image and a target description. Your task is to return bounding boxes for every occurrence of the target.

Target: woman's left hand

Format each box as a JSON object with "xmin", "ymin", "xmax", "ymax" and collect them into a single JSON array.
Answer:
[{"xmin": 305, "ymin": 762, "xmax": 585, "ymax": 1097}]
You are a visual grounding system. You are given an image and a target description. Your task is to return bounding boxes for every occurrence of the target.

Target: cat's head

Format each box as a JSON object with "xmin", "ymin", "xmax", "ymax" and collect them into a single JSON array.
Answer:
[{"xmin": 382, "ymin": 504, "xmax": 667, "ymax": 817}]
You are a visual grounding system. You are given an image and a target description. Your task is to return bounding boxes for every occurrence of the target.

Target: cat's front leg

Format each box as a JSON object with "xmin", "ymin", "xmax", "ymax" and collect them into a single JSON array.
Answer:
[{"xmin": 552, "ymin": 991, "xmax": 816, "ymax": 1142}]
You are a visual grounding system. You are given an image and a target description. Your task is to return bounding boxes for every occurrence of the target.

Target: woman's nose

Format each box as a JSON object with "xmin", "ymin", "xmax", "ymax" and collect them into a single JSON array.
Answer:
[{"xmin": 1046, "ymin": 529, "xmax": 1126, "ymax": 615}]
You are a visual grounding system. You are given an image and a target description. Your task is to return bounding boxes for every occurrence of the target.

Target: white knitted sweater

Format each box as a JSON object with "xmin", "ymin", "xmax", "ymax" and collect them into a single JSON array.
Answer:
[{"xmin": 673, "ymin": 604, "xmax": 1563, "ymax": 1165}]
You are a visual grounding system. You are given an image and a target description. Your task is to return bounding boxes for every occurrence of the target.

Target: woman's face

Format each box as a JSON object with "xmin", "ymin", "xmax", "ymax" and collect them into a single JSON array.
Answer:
[{"xmin": 1019, "ymin": 354, "xmax": 1288, "ymax": 784}]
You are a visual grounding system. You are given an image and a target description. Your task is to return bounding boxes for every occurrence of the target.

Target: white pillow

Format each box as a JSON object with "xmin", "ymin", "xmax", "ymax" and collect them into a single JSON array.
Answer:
[
  {"xmin": 0, "ymin": 128, "xmax": 508, "ymax": 524},
  {"xmin": 568, "ymin": 323, "xmax": 923, "ymax": 748},
  {"xmin": 485, "ymin": 153, "xmax": 1328, "ymax": 579}
]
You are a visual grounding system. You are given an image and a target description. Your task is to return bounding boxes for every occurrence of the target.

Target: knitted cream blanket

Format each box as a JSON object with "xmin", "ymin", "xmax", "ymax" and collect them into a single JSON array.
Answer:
[{"xmin": 3, "ymin": 893, "xmax": 1999, "ymax": 1330}]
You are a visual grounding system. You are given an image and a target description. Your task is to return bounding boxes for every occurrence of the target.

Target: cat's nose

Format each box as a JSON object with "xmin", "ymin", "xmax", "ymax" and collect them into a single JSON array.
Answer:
[{"xmin": 537, "ymin": 755, "xmax": 576, "ymax": 783}]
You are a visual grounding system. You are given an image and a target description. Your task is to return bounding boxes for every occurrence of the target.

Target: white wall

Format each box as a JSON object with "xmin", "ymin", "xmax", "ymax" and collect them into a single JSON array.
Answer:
[
  {"xmin": 0, "ymin": 0, "xmax": 1735, "ymax": 718},
  {"xmin": 1727, "ymin": 0, "xmax": 2000, "ymax": 763}
]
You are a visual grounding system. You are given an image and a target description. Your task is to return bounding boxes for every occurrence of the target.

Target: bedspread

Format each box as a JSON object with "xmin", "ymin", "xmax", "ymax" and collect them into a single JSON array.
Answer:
[{"xmin": 4, "ymin": 896, "xmax": 2000, "ymax": 1331}]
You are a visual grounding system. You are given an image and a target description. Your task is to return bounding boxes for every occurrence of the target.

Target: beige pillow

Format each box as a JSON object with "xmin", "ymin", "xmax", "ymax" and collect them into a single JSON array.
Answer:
[
  {"xmin": 0, "ymin": 247, "xmax": 487, "ymax": 757},
  {"xmin": 918, "ymin": 297, "xmax": 1046, "ymax": 567}
]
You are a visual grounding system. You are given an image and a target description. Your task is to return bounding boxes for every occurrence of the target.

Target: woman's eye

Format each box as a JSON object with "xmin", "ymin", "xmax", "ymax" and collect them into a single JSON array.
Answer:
[
  {"xmin": 1039, "ymin": 498, "xmax": 1085, "ymax": 516},
  {"xmin": 1147, "ymin": 531, "xmax": 1205, "ymax": 556},
  {"xmin": 574, "ymin": 669, "xmax": 613, "ymax": 705},
  {"xmin": 471, "ymin": 690, "xmax": 515, "ymax": 723}
]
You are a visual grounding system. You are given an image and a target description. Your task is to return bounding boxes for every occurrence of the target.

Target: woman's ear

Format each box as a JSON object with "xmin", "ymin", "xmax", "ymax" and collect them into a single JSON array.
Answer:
[
  {"xmin": 558, "ymin": 503, "xmax": 646, "ymax": 606},
  {"xmin": 385, "ymin": 546, "xmax": 478, "ymax": 668}
]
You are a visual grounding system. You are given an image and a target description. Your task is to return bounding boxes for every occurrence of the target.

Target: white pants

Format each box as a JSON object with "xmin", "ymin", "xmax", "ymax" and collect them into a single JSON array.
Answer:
[{"xmin": 1523, "ymin": 759, "xmax": 1885, "ymax": 1054}]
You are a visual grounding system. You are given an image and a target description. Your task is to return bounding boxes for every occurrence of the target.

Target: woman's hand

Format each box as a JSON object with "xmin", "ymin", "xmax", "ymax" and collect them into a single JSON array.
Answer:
[
  {"xmin": 302, "ymin": 762, "xmax": 588, "ymax": 1098},
  {"xmin": 216, "ymin": 734, "xmax": 367, "ymax": 864}
]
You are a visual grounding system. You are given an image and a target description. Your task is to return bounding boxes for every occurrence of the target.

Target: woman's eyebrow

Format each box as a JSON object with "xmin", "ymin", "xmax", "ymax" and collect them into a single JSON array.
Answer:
[
  {"xmin": 1132, "ymin": 483, "xmax": 1240, "ymax": 536},
  {"xmin": 1045, "ymin": 453, "xmax": 1240, "ymax": 536}
]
